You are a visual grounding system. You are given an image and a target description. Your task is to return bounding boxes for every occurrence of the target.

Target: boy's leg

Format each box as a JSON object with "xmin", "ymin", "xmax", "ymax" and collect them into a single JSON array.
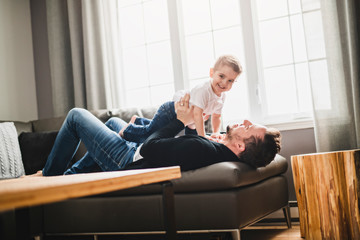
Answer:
[
  {"xmin": 123, "ymin": 101, "xmax": 177, "ymax": 143},
  {"xmin": 119, "ymin": 115, "xmax": 140, "ymax": 137},
  {"xmin": 106, "ymin": 117, "xmax": 128, "ymax": 133},
  {"xmin": 43, "ymin": 108, "xmax": 137, "ymax": 176},
  {"xmin": 64, "ymin": 117, "xmax": 128, "ymax": 175},
  {"xmin": 134, "ymin": 117, "xmax": 151, "ymax": 125}
]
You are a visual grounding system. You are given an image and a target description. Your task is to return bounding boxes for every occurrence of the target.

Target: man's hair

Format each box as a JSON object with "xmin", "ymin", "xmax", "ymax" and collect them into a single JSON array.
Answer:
[
  {"xmin": 239, "ymin": 128, "xmax": 281, "ymax": 168},
  {"xmin": 214, "ymin": 55, "xmax": 242, "ymax": 74}
]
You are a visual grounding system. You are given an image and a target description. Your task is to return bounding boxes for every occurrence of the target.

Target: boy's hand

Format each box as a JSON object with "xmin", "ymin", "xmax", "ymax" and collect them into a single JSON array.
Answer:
[{"xmin": 175, "ymin": 94, "xmax": 194, "ymax": 126}]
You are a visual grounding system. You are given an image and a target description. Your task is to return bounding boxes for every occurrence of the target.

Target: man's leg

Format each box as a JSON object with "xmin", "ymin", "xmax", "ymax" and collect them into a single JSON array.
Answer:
[
  {"xmin": 43, "ymin": 109, "xmax": 137, "ymax": 176},
  {"xmin": 64, "ymin": 152, "xmax": 101, "ymax": 174},
  {"xmin": 65, "ymin": 117, "xmax": 129, "ymax": 175}
]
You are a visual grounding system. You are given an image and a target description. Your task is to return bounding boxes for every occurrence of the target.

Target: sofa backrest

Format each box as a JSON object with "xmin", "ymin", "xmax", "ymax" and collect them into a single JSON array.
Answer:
[
  {"xmin": 3, "ymin": 105, "xmax": 215, "ymax": 136},
  {"xmin": 3, "ymin": 106, "xmax": 215, "ymax": 175},
  {"xmin": 31, "ymin": 109, "xmax": 113, "ymax": 133}
]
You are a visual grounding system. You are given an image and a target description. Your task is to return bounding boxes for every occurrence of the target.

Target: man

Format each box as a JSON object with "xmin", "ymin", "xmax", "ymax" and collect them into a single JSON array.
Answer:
[
  {"xmin": 126, "ymin": 94, "xmax": 281, "ymax": 171},
  {"xmin": 30, "ymin": 94, "xmax": 281, "ymax": 177}
]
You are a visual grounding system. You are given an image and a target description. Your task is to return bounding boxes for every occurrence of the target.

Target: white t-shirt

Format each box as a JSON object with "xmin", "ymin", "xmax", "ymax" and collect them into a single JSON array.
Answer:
[{"xmin": 173, "ymin": 80, "xmax": 225, "ymax": 115}]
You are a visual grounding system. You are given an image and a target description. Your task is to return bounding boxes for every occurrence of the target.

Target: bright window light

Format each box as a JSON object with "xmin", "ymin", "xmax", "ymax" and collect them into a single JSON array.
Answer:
[
  {"xmin": 185, "ymin": 33, "xmax": 214, "ymax": 80},
  {"xmin": 258, "ymin": 18, "xmax": 293, "ymax": 67},
  {"xmin": 114, "ymin": 0, "xmax": 330, "ymax": 128}
]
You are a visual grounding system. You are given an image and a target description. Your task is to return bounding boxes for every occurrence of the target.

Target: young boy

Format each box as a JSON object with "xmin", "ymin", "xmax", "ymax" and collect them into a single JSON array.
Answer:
[{"xmin": 119, "ymin": 55, "xmax": 242, "ymax": 143}]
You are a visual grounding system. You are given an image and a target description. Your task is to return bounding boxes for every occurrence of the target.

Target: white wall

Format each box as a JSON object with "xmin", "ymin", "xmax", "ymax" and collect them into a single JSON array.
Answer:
[{"xmin": 0, "ymin": 0, "xmax": 38, "ymax": 121}]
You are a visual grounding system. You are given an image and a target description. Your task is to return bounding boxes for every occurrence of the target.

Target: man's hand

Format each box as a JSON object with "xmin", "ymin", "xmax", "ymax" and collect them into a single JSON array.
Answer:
[
  {"xmin": 175, "ymin": 93, "xmax": 194, "ymax": 126},
  {"xmin": 205, "ymin": 133, "xmax": 225, "ymax": 143},
  {"xmin": 210, "ymin": 132, "xmax": 224, "ymax": 139}
]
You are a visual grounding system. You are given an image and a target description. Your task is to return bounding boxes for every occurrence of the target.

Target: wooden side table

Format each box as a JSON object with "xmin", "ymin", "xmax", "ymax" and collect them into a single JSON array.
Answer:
[{"xmin": 291, "ymin": 150, "xmax": 360, "ymax": 239}]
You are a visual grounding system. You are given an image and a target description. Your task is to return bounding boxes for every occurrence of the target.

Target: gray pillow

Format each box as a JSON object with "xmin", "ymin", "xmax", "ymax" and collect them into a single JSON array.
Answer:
[{"xmin": 0, "ymin": 122, "xmax": 25, "ymax": 179}]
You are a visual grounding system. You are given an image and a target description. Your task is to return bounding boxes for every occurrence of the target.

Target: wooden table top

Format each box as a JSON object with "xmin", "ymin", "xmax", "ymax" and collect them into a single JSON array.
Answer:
[{"xmin": 0, "ymin": 166, "xmax": 181, "ymax": 212}]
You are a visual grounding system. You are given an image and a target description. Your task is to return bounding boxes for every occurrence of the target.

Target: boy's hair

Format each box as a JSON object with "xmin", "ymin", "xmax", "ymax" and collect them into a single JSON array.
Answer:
[
  {"xmin": 214, "ymin": 55, "xmax": 242, "ymax": 74},
  {"xmin": 239, "ymin": 128, "xmax": 281, "ymax": 168}
]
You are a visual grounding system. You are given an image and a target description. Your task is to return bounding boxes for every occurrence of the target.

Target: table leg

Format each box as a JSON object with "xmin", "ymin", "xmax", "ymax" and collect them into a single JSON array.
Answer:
[
  {"xmin": 15, "ymin": 207, "xmax": 31, "ymax": 240},
  {"xmin": 0, "ymin": 208, "xmax": 31, "ymax": 240},
  {"xmin": 162, "ymin": 181, "xmax": 177, "ymax": 240}
]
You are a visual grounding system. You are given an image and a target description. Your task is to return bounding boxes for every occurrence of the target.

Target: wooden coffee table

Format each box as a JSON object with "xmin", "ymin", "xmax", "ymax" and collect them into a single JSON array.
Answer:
[{"xmin": 0, "ymin": 166, "xmax": 181, "ymax": 240}]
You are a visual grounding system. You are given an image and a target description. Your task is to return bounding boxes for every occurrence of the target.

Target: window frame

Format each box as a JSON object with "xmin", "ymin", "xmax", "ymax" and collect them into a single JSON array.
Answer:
[{"xmin": 117, "ymin": 0, "xmax": 317, "ymax": 131}]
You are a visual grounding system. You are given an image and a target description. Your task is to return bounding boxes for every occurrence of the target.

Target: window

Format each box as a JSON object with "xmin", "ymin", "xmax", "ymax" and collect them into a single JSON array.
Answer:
[
  {"xmin": 116, "ymin": 0, "xmax": 329, "ymax": 129},
  {"xmin": 252, "ymin": 0, "xmax": 329, "ymax": 124},
  {"xmin": 118, "ymin": 0, "xmax": 175, "ymax": 107},
  {"xmin": 180, "ymin": 0, "xmax": 249, "ymax": 124}
]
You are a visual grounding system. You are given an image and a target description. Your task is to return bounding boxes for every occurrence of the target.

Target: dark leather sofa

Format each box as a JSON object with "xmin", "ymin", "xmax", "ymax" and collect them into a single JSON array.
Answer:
[{"xmin": 4, "ymin": 107, "xmax": 291, "ymax": 239}]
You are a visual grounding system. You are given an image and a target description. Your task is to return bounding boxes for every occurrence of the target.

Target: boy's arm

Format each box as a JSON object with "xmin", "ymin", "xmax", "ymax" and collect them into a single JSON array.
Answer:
[
  {"xmin": 211, "ymin": 113, "xmax": 222, "ymax": 134},
  {"xmin": 193, "ymin": 106, "xmax": 206, "ymax": 137}
]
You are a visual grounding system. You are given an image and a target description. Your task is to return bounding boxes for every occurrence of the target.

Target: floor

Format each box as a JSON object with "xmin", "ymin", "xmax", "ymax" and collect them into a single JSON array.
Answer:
[
  {"xmin": 241, "ymin": 225, "xmax": 302, "ymax": 240},
  {"xmin": 44, "ymin": 224, "xmax": 302, "ymax": 240}
]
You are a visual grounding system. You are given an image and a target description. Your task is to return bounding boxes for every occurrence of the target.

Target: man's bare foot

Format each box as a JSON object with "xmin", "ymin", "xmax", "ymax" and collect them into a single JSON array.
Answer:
[
  {"xmin": 21, "ymin": 170, "xmax": 43, "ymax": 178},
  {"xmin": 119, "ymin": 115, "xmax": 138, "ymax": 137}
]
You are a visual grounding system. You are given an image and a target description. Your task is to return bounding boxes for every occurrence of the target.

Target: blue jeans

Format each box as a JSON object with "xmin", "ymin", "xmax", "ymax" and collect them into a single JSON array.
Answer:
[
  {"xmin": 123, "ymin": 101, "xmax": 177, "ymax": 143},
  {"xmin": 42, "ymin": 108, "xmax": 139, "ymax": 176}
]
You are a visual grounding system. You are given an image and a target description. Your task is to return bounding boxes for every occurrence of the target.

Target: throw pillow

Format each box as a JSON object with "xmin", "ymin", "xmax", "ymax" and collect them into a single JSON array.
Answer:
[
  {"xmin": 0, "ymin": 122, "xmax": 25, "ymax": 179},
  {"xmin": 18, "ymin": 131, "xmax": 58, "ymax": 175}
]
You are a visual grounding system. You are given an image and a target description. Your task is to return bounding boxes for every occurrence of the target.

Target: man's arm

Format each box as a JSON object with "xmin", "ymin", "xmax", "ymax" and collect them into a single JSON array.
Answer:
[
  {"xmin": 140, "ymin": 94, "xmax": 194, "ymax": 156},
  {"xmin": 141, "ymin": 119, "xmax": 185, "ymax": 147}
]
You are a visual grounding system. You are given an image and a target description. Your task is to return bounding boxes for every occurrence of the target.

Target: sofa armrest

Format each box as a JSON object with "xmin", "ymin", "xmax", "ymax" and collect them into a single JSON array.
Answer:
[
  {"xmin": 99, "ymin": 154, "xmax": 287, "ymax": 196},
  {"xmin": 173, "ymin": 154, "xmax": 287, "ymax": 192}
]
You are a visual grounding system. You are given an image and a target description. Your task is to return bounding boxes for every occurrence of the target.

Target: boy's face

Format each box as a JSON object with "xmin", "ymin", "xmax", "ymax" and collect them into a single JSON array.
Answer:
[{"xmin": 210, "ymin": 65, "xmax": 239, "ymax": 96}]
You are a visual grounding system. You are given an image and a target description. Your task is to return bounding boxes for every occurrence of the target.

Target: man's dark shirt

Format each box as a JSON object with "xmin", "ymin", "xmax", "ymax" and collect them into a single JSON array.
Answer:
[{"xmin": 126, "ymin": 119, "xmax": 239, "ymax": 171}]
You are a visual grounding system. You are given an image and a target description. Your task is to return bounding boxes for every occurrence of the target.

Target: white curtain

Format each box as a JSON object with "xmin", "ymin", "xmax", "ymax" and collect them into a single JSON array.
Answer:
[
  {"xmin": 307, "ymin": 0, "xmax": 360, "ymax": 152},
  {"xmin": 46, "ymin": 0, "xmax": 123, "ymax": 116}
]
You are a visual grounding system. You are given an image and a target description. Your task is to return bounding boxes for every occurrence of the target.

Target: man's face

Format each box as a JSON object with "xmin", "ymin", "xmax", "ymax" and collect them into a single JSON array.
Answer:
[
  {"xmin": 210, "ymin": 65, "xmax": 239, "ymax": 96},
  {"xmin": 226, "ymin": 120, "xmax": 266, "ymax": 142}
]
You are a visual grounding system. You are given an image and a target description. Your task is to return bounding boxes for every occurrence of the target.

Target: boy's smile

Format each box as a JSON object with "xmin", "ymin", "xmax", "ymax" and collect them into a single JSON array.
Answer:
[{"xmin": 210, "ymin": 65, "xmax": 239, "ymax": 96}]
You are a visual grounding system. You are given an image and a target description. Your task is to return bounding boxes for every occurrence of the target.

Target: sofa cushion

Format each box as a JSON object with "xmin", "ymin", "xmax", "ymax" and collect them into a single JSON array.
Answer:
[
  {"xmin": 110, "ymin": 108, "xmax": 144, "ymax": 123},
  {"xmin": 139, "ymin": 107, "xmax": 158, "ymax": 119},
  {"xmin": 32, "ymin": 110, "xmax": 111, "ymax": 133},
  {"xmin": 18, "ymin": 131, "xmax": 58, "ymax": 174},
  {"xmin": 89, "ymin": 109, "xmax": 112, "ymax": 123},
  {"xmin": 32, "ymin": 116, "xmax": 65, "ymax": 132},
  {"xmin": 0, "ymin": 122, "xmax": 25, "ymax": 179}
]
